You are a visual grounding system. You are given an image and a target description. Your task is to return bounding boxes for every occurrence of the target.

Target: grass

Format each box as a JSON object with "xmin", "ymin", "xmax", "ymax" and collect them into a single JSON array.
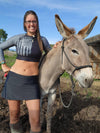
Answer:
[
  {"xmin": 0, "ymin": 53, "xmax": 16, "ymax": 70},
  {"xmin": 5, "ymin": 54, "xmax": 16, "ymax": 67},
  {"xmin": 62, "ymin": 72, "xmax": 70, "ymax": 78},
  {"xmin": 86, "ymin": 91, "xmax": 93, "ymax": 98}
]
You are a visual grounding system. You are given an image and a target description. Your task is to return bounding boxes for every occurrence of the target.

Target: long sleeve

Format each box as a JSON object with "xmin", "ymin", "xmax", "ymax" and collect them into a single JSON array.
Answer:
[
  {"xmin": 0, "ymin": 34, "xmax": 24, "ymax": 63},
  {"xmin": 41, "ymin": 36, "xmax": 51, "ymax": 53}
]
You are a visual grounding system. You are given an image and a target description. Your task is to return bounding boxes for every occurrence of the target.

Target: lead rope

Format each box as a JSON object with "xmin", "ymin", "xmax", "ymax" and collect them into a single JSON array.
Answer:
[
  {"xmin": 60, "ymin": 38, "xmax": 75, "ymax": 108},
  {"xmin": 60, "ymin": 38, "xmax": 92, "ymax": 108},
  {"xmin": 59, "ymin": 75, "xmax": 76, "ymax": 108}
]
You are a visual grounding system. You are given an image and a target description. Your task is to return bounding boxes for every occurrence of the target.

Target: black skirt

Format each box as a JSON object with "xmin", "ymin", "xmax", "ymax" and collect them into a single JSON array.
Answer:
[{"xmin": 1, "ymin": 71, "xmax": 41, "ymax": 100}]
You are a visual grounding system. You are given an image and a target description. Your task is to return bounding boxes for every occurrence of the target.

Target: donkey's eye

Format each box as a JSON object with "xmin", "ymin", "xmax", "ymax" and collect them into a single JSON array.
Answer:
[{"xmin": 72, "ymin": 49, "xmax": 79, "ymax": 54}]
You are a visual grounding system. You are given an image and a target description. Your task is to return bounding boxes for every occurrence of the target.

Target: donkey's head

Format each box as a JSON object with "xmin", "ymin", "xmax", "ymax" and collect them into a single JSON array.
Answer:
[{"xmin": 55, "ymin": 14, "xmax": 97, "ymax": 88}]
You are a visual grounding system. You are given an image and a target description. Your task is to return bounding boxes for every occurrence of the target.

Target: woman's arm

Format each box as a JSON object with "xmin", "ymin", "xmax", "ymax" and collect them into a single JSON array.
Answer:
[
  {"xmin": 41, "ymin": 36, "xmax": 61, "ymax": 53},
  {"xmin": 41, "ymin": 36, "xmax": 51, "ymax": 53},
  {"xmin": 0, "ymin": 34, "xmax": 25, "ymax": 72},
  {"xmin": 0, "ymin": 34, "xmax": 25, "ymax": 64},
  {"xmin": 53, "ymin": 41, "xmax": 62, "ymax": 48},
  {"xmin": 1, "ymin": 64, "xmax": 10, "ymax": 73},
  {"xmin": 0, "ymin": 36, "xmax": 16, "ymax": 72}
]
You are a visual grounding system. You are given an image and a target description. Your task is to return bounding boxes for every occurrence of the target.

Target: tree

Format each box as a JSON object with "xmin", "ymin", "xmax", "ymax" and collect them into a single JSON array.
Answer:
[{"xmin": 0, "ymin": 29, "xmax": 8, "ymax": 43}]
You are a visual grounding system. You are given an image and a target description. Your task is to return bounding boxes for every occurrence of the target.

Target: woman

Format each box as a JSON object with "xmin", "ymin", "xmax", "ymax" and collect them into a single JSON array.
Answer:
[{"xmin": 0, "ymin": 10, "xmax": 52, "ymax": 133}]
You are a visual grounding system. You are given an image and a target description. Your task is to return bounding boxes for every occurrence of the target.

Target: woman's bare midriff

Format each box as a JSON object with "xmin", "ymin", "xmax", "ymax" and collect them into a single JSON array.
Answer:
[{"xmin": 10, "ymin": 59, "xmax": 39, "ymax": 76}]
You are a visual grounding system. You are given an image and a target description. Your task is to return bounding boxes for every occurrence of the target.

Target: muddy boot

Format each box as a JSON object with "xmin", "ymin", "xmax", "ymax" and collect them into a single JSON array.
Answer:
[
  {"xmin": 10, "ymin": 121, "xmax": 23, "ymax": 133},
  {"xmin": 30, "ymin": 130, "xmax": 41, "ymax": 133}
]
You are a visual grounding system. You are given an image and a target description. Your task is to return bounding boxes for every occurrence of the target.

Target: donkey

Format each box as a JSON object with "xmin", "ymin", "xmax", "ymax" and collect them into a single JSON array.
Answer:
[{"xmin": 39, "ymin": 14, "xmax": 97, "ymax": 133}]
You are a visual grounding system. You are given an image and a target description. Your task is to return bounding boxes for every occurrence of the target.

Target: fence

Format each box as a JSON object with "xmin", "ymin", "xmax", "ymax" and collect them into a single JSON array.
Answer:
[{"xmin": 85, "ymin": 34, "xmax": 100, "ymax": 79}]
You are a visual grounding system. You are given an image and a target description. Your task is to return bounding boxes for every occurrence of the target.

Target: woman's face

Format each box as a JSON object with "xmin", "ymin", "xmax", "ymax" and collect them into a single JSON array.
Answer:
[{"xmin": 24, "ymin": 14, "xmax": 38, "ymax": 36}]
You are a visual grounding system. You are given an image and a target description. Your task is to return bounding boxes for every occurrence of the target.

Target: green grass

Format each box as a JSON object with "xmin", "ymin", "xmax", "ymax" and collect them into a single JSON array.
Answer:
[
  {"xmin": 86, "ymin": 91, "xmax": 93, "ymax": 98},
  {"xmin": 62, "ymin": 72, "xmax": 70, "ymax": 78},
  {"xmin": 97, "ymin": 97, "xmax": 100, "ymax": 100},
  {"xmin": 0, "ymin": 54, "xmax": 16, "ymax": 70},
  {"xmin": 5, "ymin": 54, "xmax": 16, "ymax": 66}
]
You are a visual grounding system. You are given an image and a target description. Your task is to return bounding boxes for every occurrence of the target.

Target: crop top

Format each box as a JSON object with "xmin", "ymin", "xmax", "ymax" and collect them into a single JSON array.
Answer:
[{"xmin": 0, "ymin": 34, "xmax": 51, "ymax": 63}]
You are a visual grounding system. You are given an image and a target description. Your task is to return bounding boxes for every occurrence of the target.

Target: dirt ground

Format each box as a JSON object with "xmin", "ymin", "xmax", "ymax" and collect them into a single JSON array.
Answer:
[{"xmin": 0, "ymin": 77, "xmax": 100, "ymax": 133}]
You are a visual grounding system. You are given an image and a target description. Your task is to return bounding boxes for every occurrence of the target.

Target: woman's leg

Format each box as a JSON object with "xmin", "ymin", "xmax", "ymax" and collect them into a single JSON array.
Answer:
[
  {"xmin": 26, "ymin": 99, "xmax": 41, "ymax": 133},
  {"xmin": 8, "ymin": 100, "xmax": 20, "ymax": 124},
  {"xmin": 8, "ymin": 100, "xmax": 22, "ymax": 133}
]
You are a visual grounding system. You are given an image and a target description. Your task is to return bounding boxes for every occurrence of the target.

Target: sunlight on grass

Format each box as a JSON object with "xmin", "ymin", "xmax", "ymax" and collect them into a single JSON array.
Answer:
[{"xmin": 0, "ymin": 54, "xmax": 16, "ymax": 70}]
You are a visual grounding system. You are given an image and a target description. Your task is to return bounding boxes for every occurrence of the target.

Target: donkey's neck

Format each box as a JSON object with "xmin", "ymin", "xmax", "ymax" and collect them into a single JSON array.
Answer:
[
  {"xmin": 46, "ymin": 46, "xmax": 64, "ymax": 77},
  {"xmin": 39, "ymin": 46, "xmax": 64, "ymax": 90}
]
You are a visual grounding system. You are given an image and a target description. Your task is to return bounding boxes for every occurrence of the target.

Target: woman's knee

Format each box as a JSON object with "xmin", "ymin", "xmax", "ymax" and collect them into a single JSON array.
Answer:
[
  {"xmin": 29, "ymin": 110, "xmax": 40, "ymax": 124},
  {"xmin": 9, "ymin": 110, "xmax": 20, "ymax": 122},
  {"xmin": 8, "ymin": 100, "xmax": 20, "ymax": 123},
  {"xmin": 26, "ymin": 100, "xmax": 40, "ymax": 125}
]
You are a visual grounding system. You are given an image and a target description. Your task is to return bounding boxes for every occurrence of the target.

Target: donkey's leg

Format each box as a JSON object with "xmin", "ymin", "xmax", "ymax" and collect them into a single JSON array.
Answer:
[
  {"xmin": 47, "ymin": 90, "xmax": 56, "ymax": 133},
  {"xmin": 40, "ymin": 90, "xmax": 47, "ymax": 131},
  {"xmin": 40, "ymin": 95, "xmax": 44, "ymax": 128},
  {"xmin": 46, "ymin": 78, "xmax": 60, "ymax": 133}
]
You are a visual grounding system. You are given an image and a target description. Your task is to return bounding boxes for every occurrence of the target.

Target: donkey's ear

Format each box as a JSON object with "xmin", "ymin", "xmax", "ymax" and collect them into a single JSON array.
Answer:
[
  {"xmin": 78, "ymin": 16, "xmax": 97, "ymax": 39},
  {"xmin": 55, "ymin": 14, "xmax": 73, "ymax": 38}
]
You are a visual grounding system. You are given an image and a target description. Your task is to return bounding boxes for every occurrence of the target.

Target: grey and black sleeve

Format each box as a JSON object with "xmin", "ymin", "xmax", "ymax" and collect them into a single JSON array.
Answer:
[
  {"xmin": 0, "ymin": 34, "xmax": 24, "ymax": 64},
  {"xmin": 41, "ymin": 36, "xmax": 51, "ymax": 53}
]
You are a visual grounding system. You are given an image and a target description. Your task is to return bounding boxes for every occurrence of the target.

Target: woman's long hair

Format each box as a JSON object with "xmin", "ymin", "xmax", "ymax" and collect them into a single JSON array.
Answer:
[{"xmin": 24, "ymin": 10, "xmax": 43, "ymax": 52}]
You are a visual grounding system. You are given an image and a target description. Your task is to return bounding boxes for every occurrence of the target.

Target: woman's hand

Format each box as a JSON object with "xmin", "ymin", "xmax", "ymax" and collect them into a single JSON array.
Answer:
[
  {"xmin": 1, "ymin": 64, "xmax": 10, "ymax": 73},
  {"xmin": 53, "ymin": 41, "xmax": 62, "ymax": 48}
]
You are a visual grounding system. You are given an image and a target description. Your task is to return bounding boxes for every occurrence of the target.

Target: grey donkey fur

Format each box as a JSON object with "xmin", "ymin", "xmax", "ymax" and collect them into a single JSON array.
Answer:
[{"xmin": 39, "ymin": 15, "xmax": 97, "ymax": 133}]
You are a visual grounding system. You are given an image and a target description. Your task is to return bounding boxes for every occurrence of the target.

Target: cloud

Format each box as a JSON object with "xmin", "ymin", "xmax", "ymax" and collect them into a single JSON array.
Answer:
[
  {"xmin": 0, "ymin": 0, "xmax": 100, "ymax": 14},
  {"xmin": 0, "ymin": 0, "xmax": 15, "ymax": 5},
  {"xmin": 27, "ymin": 0, "xmax": 78, "ymax": 10},
  {"xmin": 0, "ymin": 0, "xmax": 100, "ymax": 17},
  {"xmin": 27, "ymin": 0, "xmax": 100, "ymax": 16},
  {"xmin": 0, "ymin": 0, "xmax": 79, "ymax": 11}
]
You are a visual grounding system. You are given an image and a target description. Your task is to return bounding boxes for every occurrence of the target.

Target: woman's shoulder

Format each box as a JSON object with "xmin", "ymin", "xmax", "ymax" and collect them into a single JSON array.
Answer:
[
  {"xmin": 41, "ymin": 36, "xmax": 48, "ymax": 41},
  {"xmin": 10, "ymin": 33, "xmax": 26, "ymax": 39},
  {"xmin": 41, "ymin": 36, "xmax": 51, "ymax": 52},
  {"xmin": 41, "ymin": 36, "xmax": 49, "ymax": 45},
  {"xmin": 6, "ymin": 33, "xmax": 25, "ymax": 42}
]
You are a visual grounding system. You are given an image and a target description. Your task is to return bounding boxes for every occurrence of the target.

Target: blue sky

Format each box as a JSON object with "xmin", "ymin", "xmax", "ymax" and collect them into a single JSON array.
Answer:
[{"xmin": 0, "ymin": 0, "xmax": 100, "ymax": 45}]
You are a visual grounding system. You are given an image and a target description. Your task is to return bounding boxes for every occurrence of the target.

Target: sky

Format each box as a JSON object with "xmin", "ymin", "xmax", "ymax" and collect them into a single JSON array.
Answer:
[{"xmin": 0, "ymin": 0, "xmax": 100, "ymax": 45}]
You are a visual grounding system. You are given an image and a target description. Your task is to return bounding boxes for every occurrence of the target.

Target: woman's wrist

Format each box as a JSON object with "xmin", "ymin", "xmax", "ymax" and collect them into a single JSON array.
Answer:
[
  {"xmin": 0, "ymin": 61, "xmax": 6, "ymax": 65},
  {"xmin": 1, "ymin": 63, "xmax": 6, "ymax": 67},
  {"xmin": 1, "ymin": 63, "xmax": 10, "ymax": 73}
]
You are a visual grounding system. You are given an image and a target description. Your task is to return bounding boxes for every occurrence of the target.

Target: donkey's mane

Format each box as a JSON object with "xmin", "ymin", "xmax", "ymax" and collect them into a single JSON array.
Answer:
[
  {"xmin": 39, "ymin": 43, "xmax": 62, "ymax": 69},
  {"xmin": 47, "ymin": 43, "xmax": 62, "ymax": 59}
]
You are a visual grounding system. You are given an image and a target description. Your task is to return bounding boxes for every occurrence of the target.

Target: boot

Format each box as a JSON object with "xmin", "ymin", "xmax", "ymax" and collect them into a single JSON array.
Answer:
[
  {"xmin": 10, "ymin": 121, "xmax": 23, "ymax": 133},
  {"xmin": 30, "ymin": 130, "xmax": 41, "ymax": 133}
]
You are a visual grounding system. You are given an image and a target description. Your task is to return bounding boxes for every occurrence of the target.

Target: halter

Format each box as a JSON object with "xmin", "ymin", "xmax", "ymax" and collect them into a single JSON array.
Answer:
[{"xmin": 59, "ymin": 38, "xmax": 92, "ymax": 108}]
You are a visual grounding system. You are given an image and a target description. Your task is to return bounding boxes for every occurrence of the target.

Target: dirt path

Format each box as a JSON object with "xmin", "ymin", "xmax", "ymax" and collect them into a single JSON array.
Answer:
[{"xmin": 0, "ymin": 77, "xmax": 100, "ymax": 133}]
